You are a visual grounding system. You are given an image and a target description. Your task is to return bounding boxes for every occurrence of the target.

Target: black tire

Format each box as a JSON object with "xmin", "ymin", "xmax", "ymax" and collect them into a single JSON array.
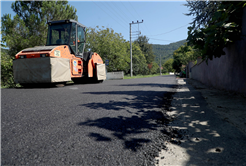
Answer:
[
  {"xmin": 72, "ymin": 78, "xmax": 86, "ymax": 84},
  {"xmin": 20, "ymin": 83, "xmax": 56, "ymax": 88},
  {"xmin": 97, "ymin": 80, "xmax": 104, "ymax": 83}
]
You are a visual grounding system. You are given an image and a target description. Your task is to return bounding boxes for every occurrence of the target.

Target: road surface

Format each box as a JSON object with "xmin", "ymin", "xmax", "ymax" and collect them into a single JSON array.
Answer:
[{"xmin": 2, "ymin": 75, "xmax": 176, "ymax": 165}]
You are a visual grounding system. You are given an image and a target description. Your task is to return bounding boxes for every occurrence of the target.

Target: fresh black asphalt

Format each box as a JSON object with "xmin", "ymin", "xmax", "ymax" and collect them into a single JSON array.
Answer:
[{"xmin": 1, "ymin": 75, "xmax": 177, "ymax": 165}]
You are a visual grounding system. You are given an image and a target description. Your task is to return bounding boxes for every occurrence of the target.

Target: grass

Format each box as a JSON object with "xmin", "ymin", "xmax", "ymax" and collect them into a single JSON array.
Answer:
[{"xmin": 124, "ymin": 73, "xmax": 169, "ymax": 79}]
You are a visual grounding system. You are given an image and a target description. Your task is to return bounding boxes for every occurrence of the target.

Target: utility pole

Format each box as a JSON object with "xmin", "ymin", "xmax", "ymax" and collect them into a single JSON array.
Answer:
[
  {"xmin": 160, "ymin": 54, "xmax": 162, "ymax": 75},
  {"xmin": 129, "ymin": 20, "xmax": 143, "ymax": 77}
]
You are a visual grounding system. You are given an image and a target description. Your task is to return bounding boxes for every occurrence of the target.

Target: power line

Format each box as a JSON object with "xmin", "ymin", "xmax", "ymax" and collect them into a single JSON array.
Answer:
[
  {"xmin": 128, "ymin": 2, "xmax": 152, "ymax": 36},
  {"xmin": 110, "ymin": 2, "xmax": 134, "ymax": 25},
  {"xmin": 120, "ymin": 2, "xmax": 138, "ymax": 31},
  {"xmin": 146, "ymin": 24, "xmax": 189, "ymax": 36},
  {"xmin": 105, "ymin": 2, "xmax": 130, "ymax": 26},
  {"xmin": 128, "ymin": 2, "xmax": 146, "ymax": 33},
  {"xmin": 121, "ymin": 2, "xmax": 137, "ymax": 20},
  {"xmin": 148, "ymin": 38, "xmax": 174, "ymax": 42},
  {"xmin": 91, "ymin": 1, "xmax": 144, "ymax": 44},
  {"xmin": 129, "ymin": 2, "xmax": 142, "ymax": 20},
  {"xmin": 92, "ymin": 1, "xmax": 129, "ymax": 30},
  {"xmin": 100, "ymin": 2, "xmax": 129, "ymax": 29}
]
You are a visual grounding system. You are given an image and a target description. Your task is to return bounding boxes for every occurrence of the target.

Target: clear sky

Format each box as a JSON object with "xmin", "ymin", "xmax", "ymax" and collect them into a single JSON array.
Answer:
[{"xmin": 1, "ymin": 0, "xmax": 193, "ymax": 45}]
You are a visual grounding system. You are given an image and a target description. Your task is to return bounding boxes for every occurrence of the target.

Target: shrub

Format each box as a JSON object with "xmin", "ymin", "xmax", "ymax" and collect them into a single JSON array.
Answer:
[{"xmin": 1, "ymin": 54, "xmax": 15, "ymax": 88}]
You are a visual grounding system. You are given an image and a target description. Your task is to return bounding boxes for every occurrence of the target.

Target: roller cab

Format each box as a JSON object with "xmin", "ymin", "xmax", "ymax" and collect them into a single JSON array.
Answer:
[{"xmin": 13, "ymin": 19, "xmax": 106, "ymax": 85}]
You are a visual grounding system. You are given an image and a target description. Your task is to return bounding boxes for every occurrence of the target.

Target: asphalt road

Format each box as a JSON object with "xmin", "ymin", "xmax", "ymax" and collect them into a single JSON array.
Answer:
[{"xmin": 1, "ymin": 75, "xmax": 177, "ymax": 165}]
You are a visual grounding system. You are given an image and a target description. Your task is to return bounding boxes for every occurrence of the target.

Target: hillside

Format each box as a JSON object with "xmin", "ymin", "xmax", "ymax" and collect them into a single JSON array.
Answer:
[{"xmin": 152, "ymin": 39, "xmax": 186, "ymax": 65}]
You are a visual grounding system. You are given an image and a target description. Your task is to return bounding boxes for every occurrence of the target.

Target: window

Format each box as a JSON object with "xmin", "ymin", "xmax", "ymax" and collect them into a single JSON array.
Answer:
[
  {"xmin": 47, "ymin": 23, "xmax": 71, "ymax": 46},
  {"xmin": 69, "ymin": 23, "xmax": 77, "ymax": 54},
  {"xmin": 77, "ymin": 26, "xmax": 85, "ymax": 53}
]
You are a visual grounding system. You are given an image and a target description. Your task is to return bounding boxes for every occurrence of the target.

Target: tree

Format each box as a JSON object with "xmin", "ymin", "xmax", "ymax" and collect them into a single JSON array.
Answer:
[
  {"xmin": 1, "ymin": 1, "xmax": 78, "ymax": 57},
  {"xmin": 85, "ymin": 26, "xmax": 148, "ymax": 75},
  {"xmin": 134, "ymin": 35, "xmax": 155, "ymax": 64},
  {"xmin": 152, "ymin": 40, "xmax": 186, "ymax": 65},
  {"xmin": 184, "ymin": 1, "xmax": 221, "ymax": 32},
  {"xmin": 127, "ymin": 43, "xmax": 148, "ymax": 75},
  {"xmin": 1, "ymin": 50, "xmax": 15, "ymax": 88},
  {"xmin": 185, "ymin": 1, "xmax": 246, "ymax": 61},
  {"xmin": 149, "ymin": 62, "xmax": 159, "ymax": 75},
  {"xmin": 85, "ymin": 26, "xmax": 129, "ymax": 73},
  {"xmin": 172, "ymin": 43, "xmax": 200, "ymax": 72},
  {"xmin": 162, "ymin": 58, "xmax": 174, "ymax": 73}
]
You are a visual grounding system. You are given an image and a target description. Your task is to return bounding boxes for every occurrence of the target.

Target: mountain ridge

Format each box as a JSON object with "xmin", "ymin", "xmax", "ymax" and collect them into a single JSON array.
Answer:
[{"xmin": 152, "ymin": 39, "xmax": 186, "ymax": 65}]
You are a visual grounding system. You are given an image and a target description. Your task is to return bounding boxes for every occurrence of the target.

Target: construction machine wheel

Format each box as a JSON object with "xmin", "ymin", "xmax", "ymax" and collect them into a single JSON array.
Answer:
[
  {"xmin": 72, "ymin": 77, "xmax": 103, "ymax": 84},
  {"xmin": 72, "ymin": 78, "xmax": 86, "ymax": 84},
  {"xmin": 97, "ymin": 80, "xmax": 103, "ymax": 83},
  {"xmin": 20, "ymin": 82, "xmax": 66, "ymax": 88},
  {"xmin": 20, "ymin": 83, "xmax": 51, "ymax": 88}
]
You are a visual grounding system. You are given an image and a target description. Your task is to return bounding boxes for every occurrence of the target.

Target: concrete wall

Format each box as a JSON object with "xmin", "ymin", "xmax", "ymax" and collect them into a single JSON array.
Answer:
[
  {"xmin": 106, "ymin": 71, "xmax": 124, "ymax": 80},
  {"xmin": 187, "ymin": 61, "xmax": 195, "ymax": 79},
  {"xmin": 191, "ymin": 7, "xmax": 246, "ymax": 95}
]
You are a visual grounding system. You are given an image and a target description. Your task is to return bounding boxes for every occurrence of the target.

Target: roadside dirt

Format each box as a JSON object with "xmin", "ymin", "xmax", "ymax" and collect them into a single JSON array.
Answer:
[{"xmin": 186, "ymin": 79, "xmax": 246, "ymax": 134}]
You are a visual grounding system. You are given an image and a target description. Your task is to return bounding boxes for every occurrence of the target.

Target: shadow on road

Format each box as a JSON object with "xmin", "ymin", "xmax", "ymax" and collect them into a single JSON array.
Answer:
[
  {"xmin": 77, "ymin": 83, "xmax": 176, "ymax": 152},
  {"xmin": 78, "ymin": 112, "xmax": 160, "ymax": 151},
  {"xmin": 114, "ymin": 83, "xmax": 177, "ymax": 88}
]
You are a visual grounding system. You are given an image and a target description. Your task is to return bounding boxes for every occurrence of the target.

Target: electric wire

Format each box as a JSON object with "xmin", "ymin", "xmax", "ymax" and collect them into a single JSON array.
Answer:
[
  {"xmin": 89, "ymin": 1, "xmax": 187, "ymax": 44},
  {"xmin": 148, "ymin": 38, "xmax": 174, "ymax": 42},
  {"xmin": 128, "ymin": 2, "xmax": 152, "ymax": 35},
  {"xmin": 146, "ymin": 24, "xmax": 189, "ymax": 36},
  {"xmin": 100, "ymin": 2, "xmax": 129, "ymax": 29},
  {"xmin": 128, "ymin": 2, "xmax": 142, "ymax": 21},
  {"xmin": 120, "ymin": 2, "xmax": 139, "ymax": 31},
  {"xmin": 94, "ymin": 2, "xmax": 140, "ymax": 40},
  {"xmin": 110, "ymin": 2, "xmax": 138, "ymax": 31},
  {"xmin": 105, "ymin": 2, "xmax": 131, "ymax": 27},
  {"xmin": 91, "ymin": 1, "xmax": 129, "ymax": 30},
  {"xmin": 121, "ymin": 2, "xmax": 138, "ymax": 20},
  {"xmin": 95, "ymin": 1, "xmax": 138, "ymax": 33},
  {"xmin": 128, "ymin": 2, "xmax": 145, "ymax": 33}
]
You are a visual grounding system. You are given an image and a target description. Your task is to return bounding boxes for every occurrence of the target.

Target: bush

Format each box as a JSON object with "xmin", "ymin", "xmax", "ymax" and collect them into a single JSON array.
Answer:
[{"xmin": 1, "ymin": 54, "xmax": 15, "ymax": 88}]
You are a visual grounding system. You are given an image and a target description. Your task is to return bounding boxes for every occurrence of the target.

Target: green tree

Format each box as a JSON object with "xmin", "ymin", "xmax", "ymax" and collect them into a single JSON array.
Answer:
[
  {"xmin": 134, "ymin": 35, "xmax": 155, "ymax": 64},
  {"xmin": 1, "ymin": 53, "xmax": 15, "ymax": 88},
  {"xmin": 172, "ymin": 43, "xmax": 200, "ymax": 72},
  {"xmin": 162, "ymin": 58, "xmax": 174, "ymax": 73},
  {"xmin": 149, "ymin": 62, "xmax": 159, "ymax": 75},
  {"xmin": 152, "ymin": 40, "xmax": 186, "ymax": 65},
  {"xmin": 184, "ymin": 1, "xmax": 221, "ymax": 31},
  {"xmin": 126, "ymin": 42, "xmax": 148, "ymax": 75},
  {"xmin": 1, "ymin": 0, "xmax": 78, "ymax": 57},
  {"xmin": 185, "ymin": 1, "xmax": 245, "ymax": 61},
  {"xmin": 85, "ymin": 26, "xmax": 129, "ymax": 73}
]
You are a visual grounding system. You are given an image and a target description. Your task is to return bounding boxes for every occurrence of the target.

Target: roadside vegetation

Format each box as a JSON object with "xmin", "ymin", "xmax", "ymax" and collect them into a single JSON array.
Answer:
[
  {"xmin": 124, "ymin": 73, "xmax": 169, "ymax": 80},
  {"xmin": 1, "ymin": 51, "xmax": 15, "ymax": 88},
  {"xmin": 153, "ymin": 40, "xmax": 186, "ymax": 65},
  {"xmin": 185, "ymin": 1, "xmax": 245, "ymax": 61},
  {"xmin": 172, "ymin": 1, "xmax": 245, "ymax": 73}
]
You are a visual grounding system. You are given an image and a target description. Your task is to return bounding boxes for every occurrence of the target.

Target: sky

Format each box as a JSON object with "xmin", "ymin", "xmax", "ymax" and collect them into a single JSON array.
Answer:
[{"xmin": 1, "ymin": 0, "xmax": 193, "ymax": 45}]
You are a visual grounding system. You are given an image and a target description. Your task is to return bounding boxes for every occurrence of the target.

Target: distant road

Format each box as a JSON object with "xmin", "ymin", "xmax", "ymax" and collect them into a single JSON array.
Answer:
[{"xmin": 2, "ymin": 75, "xmax": 176, "ymax": 165}]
